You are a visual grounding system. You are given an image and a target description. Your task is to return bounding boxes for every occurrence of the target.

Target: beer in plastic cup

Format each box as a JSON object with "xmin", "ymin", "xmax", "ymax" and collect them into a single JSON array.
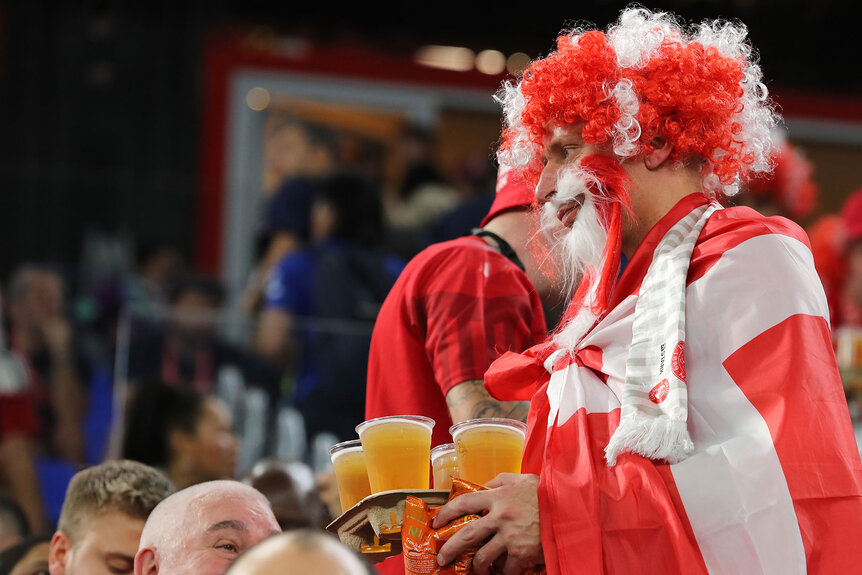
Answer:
[
  {"xmin": 329, "ymin": 439, "xmax": 372, "ymax": 512},
  {"xmin": 431, "ymin": 443, "xmax": 458, "ymax": 491},
  {"xmin": 450, "ymin": 418, "xmax": 527, "ymax": 486},
  {"xmin": 356, "ymin": 415, "xmax": 435, "ymax": 493}
]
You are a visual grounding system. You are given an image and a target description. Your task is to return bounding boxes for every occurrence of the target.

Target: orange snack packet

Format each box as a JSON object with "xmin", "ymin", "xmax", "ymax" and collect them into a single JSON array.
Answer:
[
  {"xmin": 402, "ymin": 495, "xmax": 477, "ymax": 574},
  {"xmin": 401, "ymin": 477, "xmax": 546, "ymax": 575},
  {"xmin": 400, "ymin": 479, "xmax": 490, "ymax": 574}
]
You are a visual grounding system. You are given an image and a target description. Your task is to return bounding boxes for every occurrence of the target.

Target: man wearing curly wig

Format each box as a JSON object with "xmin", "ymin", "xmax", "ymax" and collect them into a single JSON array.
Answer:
[{"xmin": 432, "ymin": 7, "xmax": 862, "ymax": 574}]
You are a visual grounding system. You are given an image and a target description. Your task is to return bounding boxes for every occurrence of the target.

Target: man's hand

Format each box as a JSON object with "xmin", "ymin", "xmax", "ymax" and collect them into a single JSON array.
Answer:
[{"xmin": 432, "ymin": 473, "xmax": 543, "ymax": 575}]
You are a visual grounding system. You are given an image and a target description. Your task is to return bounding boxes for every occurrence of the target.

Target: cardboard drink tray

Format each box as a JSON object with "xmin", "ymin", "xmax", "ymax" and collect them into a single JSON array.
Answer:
[{"xmin": 326, "ymin": 489, "xmax": 449, "ymax": 562}]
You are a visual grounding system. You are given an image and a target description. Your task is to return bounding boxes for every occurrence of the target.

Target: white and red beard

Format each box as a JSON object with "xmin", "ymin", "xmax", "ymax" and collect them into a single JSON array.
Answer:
[{"xmin": 539, "ymin": 154, "xmax": 632, "ymax": 349}]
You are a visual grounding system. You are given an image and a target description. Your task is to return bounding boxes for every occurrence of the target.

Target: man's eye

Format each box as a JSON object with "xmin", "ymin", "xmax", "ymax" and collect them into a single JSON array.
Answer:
[
  {"xmin": 106, "ymin": 560, "xmax": 134, "ymax": 574},
  {"xmin": 218, "ymin": 543, "xmax": 239, "ymax": 552},
  {"xmin": 562, "ymin": 146, "xmax": 578, "ymax": 159}
]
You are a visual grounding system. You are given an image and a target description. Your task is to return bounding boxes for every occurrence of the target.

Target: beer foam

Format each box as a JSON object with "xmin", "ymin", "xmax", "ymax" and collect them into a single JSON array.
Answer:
[
  {"xmin": 356, "ymin": 416, "xmax": 435, "ymax": 435},
  {"xmin": 330, "ymin": 445, "xmax": 363, "ymax": 462},
  {"xmin": 451, "ymin": 422, "xmax": 527, "ymax": 440},
  {"xmin": 430, "ymin": 444, "xmax": 456, "ymax": 463}
]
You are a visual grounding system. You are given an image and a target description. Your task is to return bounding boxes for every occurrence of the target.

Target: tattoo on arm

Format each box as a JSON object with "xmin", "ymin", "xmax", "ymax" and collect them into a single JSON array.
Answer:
[{"xmin": 446, "ymin": 380, "xmax": 529, "ymax": 424}]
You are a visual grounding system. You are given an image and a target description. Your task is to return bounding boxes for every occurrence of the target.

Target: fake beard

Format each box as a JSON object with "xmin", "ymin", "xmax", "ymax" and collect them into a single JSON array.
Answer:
[{"xmin": 540, "ymin": 154, "xmax": 631, "ymax": 349}]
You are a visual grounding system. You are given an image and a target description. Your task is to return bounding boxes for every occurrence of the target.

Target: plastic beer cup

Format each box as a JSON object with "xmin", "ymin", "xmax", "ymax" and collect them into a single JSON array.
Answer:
[
  {"xmin": 356, "ymin": 415, "xmax": 435, "ymax": 493},
  {"xmin": 431, "ymin": 443, "xmax": 458, "ymax": 491},
  {"xmin": 450, "ymin": 418, "xmax": 527, "ymax": 486},
  {"xmin": 328, "ymin": 439, "xmax": 372, "ymax": 512}
]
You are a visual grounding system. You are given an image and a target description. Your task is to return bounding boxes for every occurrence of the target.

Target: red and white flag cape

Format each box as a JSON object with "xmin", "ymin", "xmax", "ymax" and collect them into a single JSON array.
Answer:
[{"xmin": 487, "ymin": 193, "xmax": 862, "ymax": 574}]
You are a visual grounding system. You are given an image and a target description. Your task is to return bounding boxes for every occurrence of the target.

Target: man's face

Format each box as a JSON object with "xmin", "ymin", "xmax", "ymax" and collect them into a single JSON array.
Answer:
[
  {"xmin": 535, "ymin": 123, "xmax": 614, "ymax": 291},
  {"xmin": 159, "ymin": 492, "xmax": 280, "ymax": 575},
  {"xmin": 268, "ymin": 125, "xmax": 314, "ymax": 179},
  {"xmin": 170, "ymin": 289, "xmax": 218, "ymax": 341},
  {"xmin": 536, "ymin": 123, "xmax": 600, "ymax": 221},
  {"xmin": 53, "ymin": 511, "xmax": 145, "ymax": 575},
  {"xmin": 184, "ymin": 398, "xmax": 239, "ymax": 483}
]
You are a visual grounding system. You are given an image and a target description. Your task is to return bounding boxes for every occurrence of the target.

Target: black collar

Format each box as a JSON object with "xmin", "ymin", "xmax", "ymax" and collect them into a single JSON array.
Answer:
[{"xmin": 470, "ymin": 228, "xmax": 525, "ymax": 271}]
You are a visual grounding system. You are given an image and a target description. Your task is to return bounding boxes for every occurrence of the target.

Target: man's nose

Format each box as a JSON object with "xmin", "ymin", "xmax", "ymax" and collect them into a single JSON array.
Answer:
[{"xmin": 535, "ymin": 168, "xmax": 557, "ymax": 205}]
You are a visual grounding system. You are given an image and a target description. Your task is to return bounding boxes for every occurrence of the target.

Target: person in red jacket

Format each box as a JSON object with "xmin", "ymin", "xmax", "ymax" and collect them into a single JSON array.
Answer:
[
  {"xmin": 433, "ymin": 7, "xmax": 862, "ymax": 574},
  {"xmin": 366, "ymin": 164, "xmax": 556, "ymax": 447},
  {"xmin": 365, "ymin": 165, "xmax": 558, "ymax": 575}
]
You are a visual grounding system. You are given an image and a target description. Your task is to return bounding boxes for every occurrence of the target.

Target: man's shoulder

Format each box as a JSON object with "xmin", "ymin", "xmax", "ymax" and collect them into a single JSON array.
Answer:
[
  {"xmin": 702, "ymin": 205, "xmax": 809, "ymax": 248},
  {"xmin": 391, "ymin": 235, "xmax": 530, "ymax": 301},
  {"xmin": 404, "ymin": 236, "xmax": 510, "ymax": 275},
  {"xmin": 416, "ymin": 235, "xmax": 494, "ymax": 259},
  {"xmin": 689, "ymin": 205, "xmax": 813, "ymax": 285}
]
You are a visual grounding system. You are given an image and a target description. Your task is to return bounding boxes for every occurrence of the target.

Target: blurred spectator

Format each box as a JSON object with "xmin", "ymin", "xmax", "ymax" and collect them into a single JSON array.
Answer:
[
  {"xmin": 383, "ymin": 125, "xmax": 459, "ymax": 258},
  {"xmin": 125, "ymin": 274, "xmax": 278, "ymax": 396},
  {"xmin": 240, "ymin": 459, "xmax": 328, "ymax": 530},
  {"xmin": 0, "ymin": 535, "xmax": 50, "ymax": 575},
  {"xmin": 808, "ymin": 214, "xmax": 846, "ymax": 329},
  {"xmin": 314, "ymin": 471, "xmax": 342, "ymax": 525},
  {"xmin": 47, "ymin": 460, "xmax": 174, "ymax": 575},
  {"xmin": 739, "ymin": 134, "xmax": 818, "ymax": 222},
  {"xmin": 0, "ymin": 494, "xmax": 30, "ymax": 553},
  {"xmin": 0, "ymin": 336, "xmax": 46, "ymax": 534},
  {"xmin": 839, "ymin": 188, "xmax": 862, "ymax": 328},
  {"xmin": 243, "ymin": 119, "xmax": 339, "ymax": 316},
  {"xmin": 256, "ymin": 173, "xmax": 403, "ymax": 442},
  {"xmin": 224, "ymin": 530, "xmax": 370, "ymax": 575},
  {"xmin": 366, "ymin": 165, "xmax": 552, "ymax": 450},
  {"xmin": 134, "ymin": 480, "xmax": 280, "ymax": 575},
  {"xmin": 428, "ymin": 153, "xmax": 496, "ymax": 244},
  {"xmin": 122, "ymin": 383, "xmax": 238, "ymax": 489},
  {"xmin": 4, "ymin": 265, "xmax": 89, "ymax": 464},
  {"xmin": 124, "ymin": 242, "xmax": 184, "ymax": 315},
  {"xmin": 384, "ymin": 125, "xmax": 459, "ymax": 229}
]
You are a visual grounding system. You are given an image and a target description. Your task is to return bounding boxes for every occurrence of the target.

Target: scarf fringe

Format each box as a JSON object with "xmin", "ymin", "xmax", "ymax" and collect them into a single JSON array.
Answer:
[{"xmin": 604, "ymin": 416, "xmax": 694, "ymax": 466}]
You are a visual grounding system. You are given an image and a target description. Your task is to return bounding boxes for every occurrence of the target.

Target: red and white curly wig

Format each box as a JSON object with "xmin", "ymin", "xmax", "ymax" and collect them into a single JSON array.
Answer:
[{"xmin": 497, "ymin": 6, "xmax": 779, "ymax": 198}]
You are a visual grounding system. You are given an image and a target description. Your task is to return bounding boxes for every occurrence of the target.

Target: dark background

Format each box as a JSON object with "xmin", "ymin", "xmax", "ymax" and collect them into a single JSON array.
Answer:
[{"xmin": 0, "ymin": 0, "xmax": 858, "ymax": 278}]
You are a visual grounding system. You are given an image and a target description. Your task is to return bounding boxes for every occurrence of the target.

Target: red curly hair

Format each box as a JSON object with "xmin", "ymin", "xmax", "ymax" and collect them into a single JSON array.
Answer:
[{"xmin": 498, "ymin": 8, "xmax": 777, "ymax": 198}]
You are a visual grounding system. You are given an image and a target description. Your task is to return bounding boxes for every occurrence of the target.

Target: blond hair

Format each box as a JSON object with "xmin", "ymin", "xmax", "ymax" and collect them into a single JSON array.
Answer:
[{"xmin": 57, "ymin": 460, "xmax": 175, "ymax": 541}]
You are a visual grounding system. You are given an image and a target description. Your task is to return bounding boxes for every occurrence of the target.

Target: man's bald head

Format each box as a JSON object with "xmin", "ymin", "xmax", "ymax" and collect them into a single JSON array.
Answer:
[
  {"xmin": 226, "ymin": 530, "xmax": 370, "ymax": 575},
  {"xmin": 135, "ymin": 480, "xmax": 280, "ymax": 575}
]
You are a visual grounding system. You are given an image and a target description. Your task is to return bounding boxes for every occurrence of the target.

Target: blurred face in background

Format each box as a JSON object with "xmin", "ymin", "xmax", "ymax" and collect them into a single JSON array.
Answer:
[
  {"xmin": 9, "ymin": 541, "xmax": 49, "ymax": 575},
  {"xmin": 171, "ymin": 397, "xmax": 238, "ymax": 486},
  {"xmin": 267, "ymin": 124, "xmax": 331, "ymax": 181},
  {"xmin": 169, "ymin": 288, "xmax": 219, "ymax": 343},
  {"xmin": 8, "ymin": 270, "xmax": 65, "ymax": 335},
  {"xmin": 309, "ymin": 198, "xmax": 337, "ymax": 243},
  {"xmin": 49, "ymin": 511, "xmax": 145, "ymax": 575},
  {"xmin": 847, "ymin": 240, "xmax": 862, "ymax": 305}
]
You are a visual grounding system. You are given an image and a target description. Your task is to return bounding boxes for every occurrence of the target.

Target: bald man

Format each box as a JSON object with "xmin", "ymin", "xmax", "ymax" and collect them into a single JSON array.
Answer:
[
  {"xmin": 225, "ymin": 530, "xmax": 370, "ymax": 575},
  {"xmin": 134, "ymin": 480, "xmax": 280, "ymax": 575}
]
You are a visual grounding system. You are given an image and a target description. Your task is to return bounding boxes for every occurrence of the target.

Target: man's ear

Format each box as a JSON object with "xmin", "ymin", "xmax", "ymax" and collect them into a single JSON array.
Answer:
[
  {"xmin": 643, "ymin": 137, "xmax": 673, "ymax": 170},
  {"xmin": 49, "ymin": 531, "xmax": 70, "ymax": 575},
  {"xmin": 134, "ymin": 548, "xmax": 159, "ymax": 575}
]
